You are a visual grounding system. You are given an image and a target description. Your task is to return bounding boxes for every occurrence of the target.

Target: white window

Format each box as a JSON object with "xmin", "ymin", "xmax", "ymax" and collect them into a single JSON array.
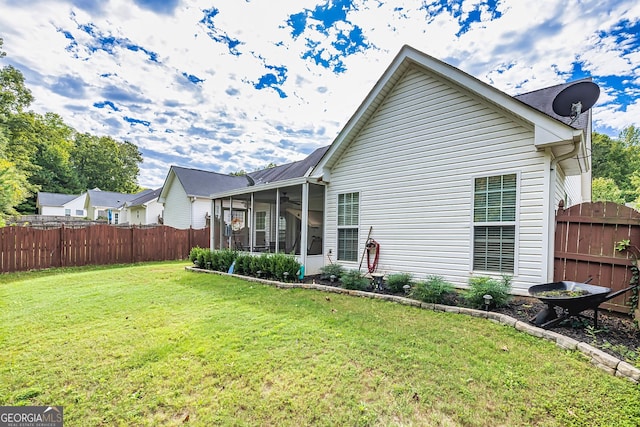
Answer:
[
  {"xmin": 255, "ymin": 211, "xmax": 267, "ymax": 246},
  {"xmin": 473, "ymin": 174, "xmax": 517, "ymax": 273},
  {"xmin": 64, "ymin": 209, "xmax": 71, "ymax": 216},
  {"xmin": 75, "ymin": 209, "xmax": 83, "ymax": 216},
  {"xmin": 337, "ymin": 192, "xmax": 359, "ymax": 262}
]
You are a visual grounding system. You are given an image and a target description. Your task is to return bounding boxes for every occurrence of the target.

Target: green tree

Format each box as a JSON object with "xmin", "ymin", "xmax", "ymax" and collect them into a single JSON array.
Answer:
[
  {"xmin": 591, "ymin": 177, "xmax": 624, "ymax": 203},
  {"xmin": 72, "ymin": 133, "xmax": 142, "ymax": 193},
  {"xmin": 0, "ymin": 159, "xmax": 32, "ymax": 225},
  {"xmin": 591, "ymin": 128, "xmax": 640, "ymax": 202},
  {"xmin": 0, "ymin": 38, "xmax": 34, "ymax": 215},
  {"xmin": 0, "ymin": 39, "xmax": 33, "ymax": 118}
]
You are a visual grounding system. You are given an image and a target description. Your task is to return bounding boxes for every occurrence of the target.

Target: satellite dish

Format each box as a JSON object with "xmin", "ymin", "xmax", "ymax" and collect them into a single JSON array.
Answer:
[{"xmin": 552, "ymin": 81, "xmax": 600, "ymax": 122}]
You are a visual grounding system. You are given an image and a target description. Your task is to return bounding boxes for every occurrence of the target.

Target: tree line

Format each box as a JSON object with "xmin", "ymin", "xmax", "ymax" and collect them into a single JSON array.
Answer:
[
  {"xmin": 592, "ymin": 126, "xmax": 640, "ymax": 204},
  {"xmin": 0, "ymin": 38, "xmax": 142, "ymax": 225}
]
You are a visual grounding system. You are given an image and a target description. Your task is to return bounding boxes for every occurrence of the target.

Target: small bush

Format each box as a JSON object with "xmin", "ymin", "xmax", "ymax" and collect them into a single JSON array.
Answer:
[
  {"xmin": 217, "ymin": 249, "xmax": 237, "ymax": 272},
  {"xmin": 203, "ymin": 250, "xmax": 214, "ymax": 270},
  {"xmin": 319, "ymin": 263, "xmax": 345, "ymax": 280},
  {"xmin": 270, "ymin": 253, "xmax": 302, "ymax": 281},
  {"xmin": 410, "ymin": 275, "xmax": 455, "ymax": 304},
  {"xmin": 196, "ymin": 250, "xmax": 206, "ymax": 269},
  {"xmin": 465, "ymin": 275, "xmax": 512, "ymax": 309},
  {"xmin": 386, "ymin": 272, "xmax": 413, "ymax": 293},
  {"xmin": 188, "ymin": 246, "xmax": 202, "ymax": 263},
  {"xmin": 340, "ymin": 270, "xmax": 370, "ymax": 290},
  {"xmin": 235, "ymin": 253, "xmax": 252, "ymax": 275}
]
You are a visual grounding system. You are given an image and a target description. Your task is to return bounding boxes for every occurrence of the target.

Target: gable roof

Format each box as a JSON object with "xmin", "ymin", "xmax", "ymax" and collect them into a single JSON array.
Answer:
[
  {"xmin": 37, "ymin": 192, "xmax": 79, "ymax": 207},
  {"xmin": 124, "ymin": 188, "xmax": 161, "ymax": 208},
  {"xmin": 86, "ymin": 188, "xmax": 142, "ymax": 208},
  {"xmin": 159, "ymin": 166, "xmax": 249, "ymax": 201},
  {"xmin": 248, "ymin": 145, "xmax": 330, "ymax": 184},
  {"xmin": 312, "ymin": 45, "xmax": 588, "ymax": 176}
]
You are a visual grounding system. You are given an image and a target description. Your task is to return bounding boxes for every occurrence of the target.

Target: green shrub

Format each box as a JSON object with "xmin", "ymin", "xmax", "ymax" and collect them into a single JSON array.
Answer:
[
  {"xmin": 410, "ymin": 275, "xmax": 455, "ymax": 304},
  {"xmin": 270, "ymin": 253, "xmax": 302, "ymax": 281},
  {"xmin": 386, "ymin": 272, "xmax": 413, "ymax": 293},
  {"xmin": 319, "ymin": 263, "xmax": 345, "ymax": 280},
  {"xmin": 340, "ymin": 270, "xmax": 370, "ymax": 290},
  {"xmin": 196, "ymin": 250, "xmax": 206, "ymax": 269},
  {"xmin": 235, "ymin": 253, "xmax": 252, "ymax": 276},
  {"xmin": 188, "ymin": 246, "xmax": 202, "ymax": 263},
  {"xmin": 203, "ymin": 250, "xmax": 214, "ymax": 270},
  {"xmin": 465, "ymin": 275, "xmax": 512, "ymax": 309},
  {"xmin": 216, "ymin": 249, "xmax": 237, "ymax": 272}
]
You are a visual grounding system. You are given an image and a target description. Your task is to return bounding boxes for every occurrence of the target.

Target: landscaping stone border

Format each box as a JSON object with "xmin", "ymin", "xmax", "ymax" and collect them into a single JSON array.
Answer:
[{"xmin": 186, "ymin": 266, "xmax": 640, "ymax": 384}]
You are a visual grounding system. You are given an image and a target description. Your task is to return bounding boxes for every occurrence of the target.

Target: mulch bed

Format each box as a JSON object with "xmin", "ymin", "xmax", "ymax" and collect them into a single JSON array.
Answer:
[{"xmin": 301, "ymin": 275, "xmax": 640, "ymax": 363}]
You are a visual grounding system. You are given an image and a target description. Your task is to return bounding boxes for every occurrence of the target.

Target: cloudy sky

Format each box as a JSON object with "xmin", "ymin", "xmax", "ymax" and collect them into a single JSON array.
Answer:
[{"xmin": 1, "ymin": 0, "xmax": 639, "ymax": 189}]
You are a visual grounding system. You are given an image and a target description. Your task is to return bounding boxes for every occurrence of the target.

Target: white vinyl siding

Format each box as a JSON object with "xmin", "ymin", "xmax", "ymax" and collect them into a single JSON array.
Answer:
[
  {"xmin": 323, "ymin": 66, "xmax": 548, "ymax": 293},
  {"xmin": 473, "ymin": 174, "xmax": 517, "ymax": 273},
  {"xmin": 162, "ymin": 175, "xmax": 193, "ymax": 229},
  {"xmin": 337, "ymin": 192, "xmax": 359, "ymax": 261}
]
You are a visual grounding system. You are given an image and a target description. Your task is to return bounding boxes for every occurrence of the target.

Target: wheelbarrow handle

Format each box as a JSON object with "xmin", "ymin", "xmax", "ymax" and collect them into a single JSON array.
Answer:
[{"xmin": 604, "ymin": 283, "xmax": 640, "ymax": 302}]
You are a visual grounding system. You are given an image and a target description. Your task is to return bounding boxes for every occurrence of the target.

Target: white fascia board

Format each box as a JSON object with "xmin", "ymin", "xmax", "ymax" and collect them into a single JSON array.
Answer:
[
  {"xmin": 534, "ymin": 124, "xmax": 582, "ymax": 148},
  {"xmin": 209, "ymin": 176, "xmax": 309, "ymax": 199}
]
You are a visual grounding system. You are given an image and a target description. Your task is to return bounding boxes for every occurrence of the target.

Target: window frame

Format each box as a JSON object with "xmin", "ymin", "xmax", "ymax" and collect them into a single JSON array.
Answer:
[
  {"xmin": 337, "ymin": 192, "xmax": 360, "ymax": 262},
  {"xmin": 470, "ymin": 172, "xmax": 520, "ymax": 275}
]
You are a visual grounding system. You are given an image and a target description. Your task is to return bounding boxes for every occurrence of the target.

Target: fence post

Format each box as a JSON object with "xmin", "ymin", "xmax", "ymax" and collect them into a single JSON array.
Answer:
[
  {"xmin": 59, "ymin": 224, "xmax": 65, "ymax": 268},
  {"xmin": 131, "ymin": 226, "xmax": 135, "ymax": 263}
]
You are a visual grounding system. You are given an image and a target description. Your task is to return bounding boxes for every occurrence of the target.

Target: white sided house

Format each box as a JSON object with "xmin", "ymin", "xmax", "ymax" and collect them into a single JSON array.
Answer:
[
  {"xmin": 158, "ymin": 166, "xmax": 249, "ymax": 229},
  {"xmin": 36, "ymin": 192, "xmax": 87, "ymax": 217},
  {"xmin": 85, "ymin": 188, "xmax": 144, "ymax": 224},
  {"xmin": 209, "ymin": 45, "xmax": 595, "ymax": 294},
  {"xmin": 311, "ymin": 46, "xmax": 593, "ymax": 294},
  {"xmin": 120, "ymin": 188, "xmax": 163, "ymax": 226}
]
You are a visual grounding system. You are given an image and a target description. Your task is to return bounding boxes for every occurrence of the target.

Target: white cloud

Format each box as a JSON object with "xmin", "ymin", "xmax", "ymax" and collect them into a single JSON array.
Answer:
[{"xmin": 1, "ymin": 0, "xmax": 639, "ymax": 188}]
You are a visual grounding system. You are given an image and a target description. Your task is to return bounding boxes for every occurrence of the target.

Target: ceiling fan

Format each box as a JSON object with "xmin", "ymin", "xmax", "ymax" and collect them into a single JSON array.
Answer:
[{"xmin": 280, "ymin": 193, "xmax": 301, "ymax": 205}]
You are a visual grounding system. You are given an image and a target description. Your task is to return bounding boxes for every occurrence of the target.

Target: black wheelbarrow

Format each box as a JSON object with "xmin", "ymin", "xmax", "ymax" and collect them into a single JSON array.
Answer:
[{"xmin": 528, "ymin": 280, "xmax": 638, "ymax": 329}]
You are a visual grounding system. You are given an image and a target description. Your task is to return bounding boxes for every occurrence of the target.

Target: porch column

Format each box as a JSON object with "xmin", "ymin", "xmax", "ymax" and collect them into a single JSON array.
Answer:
[
  {"xmin": 300, "ymin": 182, "xmax": 309, "ymax": 269},
  {"xmin": 249, "ymin": 192, "xmax": 254, "ymax": 252},
  {"xmin": 218, "ymin": 199, "xmax": 224, "ymax": 250},
  {"xmin": 228, "ymin": 197, "xmax": 233, "ymax": 249},
  {"xmin": 214, "ymin": 199, "xmax": 216, "ymax": 251},
  {"xmin": 275, "ymin": 188, "xmax": 280, "ymax": 253}
]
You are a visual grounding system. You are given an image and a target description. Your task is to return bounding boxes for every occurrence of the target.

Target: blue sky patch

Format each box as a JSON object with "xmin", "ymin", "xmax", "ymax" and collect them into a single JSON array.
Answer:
[
  {"xmin": 182, "ymin": 72, "xmax": 204, "ymax": 84},
  {"xmin": 200, "ymin": 7, "xmax": 243, "ymax": 56},
  {"xmin": 253, "ymin": 64, "xmax": 288, "ymax": 98},
  {"xmin": 93, "ymin": 100, "xmax": 119, "ymax": 111},
  {"xmin": 124, "ymin": 116, "xmax": 151, "ymax": 127},
  {"xmin": 287, "ymin": 0, "xmax": 370, "ymax": 73}
]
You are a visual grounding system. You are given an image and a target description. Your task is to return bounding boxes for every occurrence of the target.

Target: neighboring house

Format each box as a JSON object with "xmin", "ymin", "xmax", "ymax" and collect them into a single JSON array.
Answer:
[
  {"xmin": 36, "ymin": 192, "xmax": 87, "ymax": 217},
  {"xmin": 208, "ymin": 45, "xmax": 595, "ymax": 294},
  {"xmin": 157, "ymin": 167, "xmax": 249, "ymax": 229},
  {"xmin": 84, "ymin": 188, "xmax": 147, "ymax": 224},
  {"xmin": 120, "ymin": 188, "xmax": 163, "ymax": 226}
]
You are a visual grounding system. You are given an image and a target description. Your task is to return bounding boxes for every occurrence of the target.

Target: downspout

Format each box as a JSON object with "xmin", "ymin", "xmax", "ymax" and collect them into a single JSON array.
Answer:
[{"xmin": 545, "ymin": 134, "xmax": 582, "ymax": 282}]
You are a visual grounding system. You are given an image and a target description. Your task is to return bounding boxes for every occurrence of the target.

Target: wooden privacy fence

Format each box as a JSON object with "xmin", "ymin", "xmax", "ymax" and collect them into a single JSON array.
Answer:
[
  {"xmin": 0, "ymin": 225, "xmax": 210, "ymax": 273},
  {"xmin": 554, "ymin": 201, "xmax": 640, "ymax": 313}
]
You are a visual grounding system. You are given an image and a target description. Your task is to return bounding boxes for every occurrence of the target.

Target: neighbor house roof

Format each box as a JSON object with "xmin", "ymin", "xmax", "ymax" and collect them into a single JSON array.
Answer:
[
  {"xmin": 37, "ymin": 192, "xmax": 79, "ymax": 207},
  {"xmin": 37, "ymin": 191, "xmax": 79, "ymax": 206},
  {"xmin": 161, "ymin": 166, "xmax": 249, "ymax": 200},
  {"xmin": 248, "ymin": 145, "xmax": 330, "ymax": 184},
  {"xmin": 124, "ymin": 188, "xmax": 160, "ymax": 208},
  {"xmin": 86, "ymin": 188, "xmax": 142, "ymax": 209}
]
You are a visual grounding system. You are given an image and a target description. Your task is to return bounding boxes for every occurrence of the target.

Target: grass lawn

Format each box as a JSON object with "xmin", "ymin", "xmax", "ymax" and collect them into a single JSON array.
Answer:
[{"xmin": 1, "ymin": 262, "xmax": 639, "ymax": 426}]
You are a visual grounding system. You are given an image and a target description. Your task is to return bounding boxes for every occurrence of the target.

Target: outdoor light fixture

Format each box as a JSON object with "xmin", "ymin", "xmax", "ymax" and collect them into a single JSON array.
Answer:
[
  {"xmin": 483, "ymin": 294, "xmax": 493, "ymax": 311},
  {"xmin": 403, "ymin": 284, "xmax": 411, "ymax": 294},
  {"xmin": 283, "ymin": 272, "xmax": 289, "ymax": 281},
  {"xmin": 330, "ymin": 274, "xmax": 336, "ymax": 283},
  {"xmin": 257, "ymin": 270, "xmax": 262, "ymax": 278},
  {"xmin": 371, "ymin": 273, "xmax": 384, "ymax": 291}
]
